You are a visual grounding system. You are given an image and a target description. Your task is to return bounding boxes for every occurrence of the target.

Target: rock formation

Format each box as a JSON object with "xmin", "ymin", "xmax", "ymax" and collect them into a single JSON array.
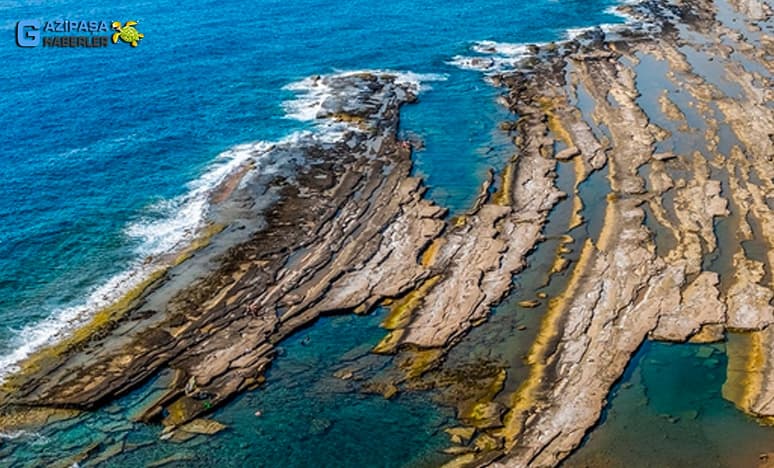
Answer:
[{"xmin": 1, "ymin": 0, "xmax": 772, "ymax": 466}]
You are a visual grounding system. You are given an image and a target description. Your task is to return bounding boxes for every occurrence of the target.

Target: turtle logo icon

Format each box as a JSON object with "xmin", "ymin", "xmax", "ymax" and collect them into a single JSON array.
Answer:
[{"xmin": 111, "ymin": 21, "xmax": 143, "ymax": 47}]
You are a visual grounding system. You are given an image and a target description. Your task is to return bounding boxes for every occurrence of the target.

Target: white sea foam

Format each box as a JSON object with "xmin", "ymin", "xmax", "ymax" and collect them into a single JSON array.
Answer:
[
  {"xmin": 0, "ymin": 132, "xmax": 319, "ymax": 382},
  {"xmin": 324, "ymin": 70, "xmax": 448, "ymax": 91},
  {"xmin": 0, "ymin": 265, "xmax": 156, "ymax": 380},
  {"xmin": 0, "ymin": 139, "xmax": 278, "ymax": 381},
  {"xmin": 448, "ymin": 40, "xmax": 539, "ymax": 73},
  {"xmin": 0, "ymin": 430, "xmax": 29, "ymax": 440},
  {"xmin": 0, "ymin": 69, "xmax": 439, "ymax": 383},
  {"xmin": 283, "ymin": 74, "xmax": 361, "ymax": 143},
  {"xmin": 564, "ymin": 23, "xmax": 631, "ymax": 40},
  {"xmin": 283, "ymin": 70, "xmax": 446, "ymax": 121},
  {"xmin": 0, "ymin": 429, "xmax": 48, "ymax": 445},
  {"xmin": 606, "ymin": 5, "xmax": 637, "ymax": 22},
  {"xmin": 282, "ymin": 70, "xmax": 446, "ymax": 142},
  {"xmin": 449, "ymin": 0, "xmax": 655, "ymax": 75},
  {"xmin": 389, "ymin": 70, "xmax": 448, "ymax": 92},
  {"xmin": 282, "ymin": 77, "xmax": 333, "ymax": 122},
  {"xmin": 448, "ymin": 54, "xmax": 527, "ymax": 73},
  {"xmin": 125, "ymin": 141, "xmax": 270, "ymax": 257},
  {"xmin": 471, "ymin": 40, "xmax": 532, "ymax": 56}
]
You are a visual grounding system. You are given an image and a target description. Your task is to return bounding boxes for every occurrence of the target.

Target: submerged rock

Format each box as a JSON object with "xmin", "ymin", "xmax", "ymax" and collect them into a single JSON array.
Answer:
[
  {"xmin": 307, "ymin": 418, "xmax": 332, "ymax": 436},
  {"xmin": 333, "ymin": 369, "xmax": 354, "ymax": 380},
  {"xmin": 0, "ymin": 72, "xmax": 444, "ymax": 429},
  {"xmin": 147, "ymin": 452, "xmax": 195, "ymax": 467},
  {"xmin": 517, "ymin": 300, "xmax": 541, "ymax": 309},
  {"xmin": 445, "ymin": 426, "xmax": 476, "ymax": 445},
  {"xmin": 179, "ymin": 418, "xmax": 227, "ymax": 435},
  {"xmin": 361, "ymin": 381, "xmax": 399, "ymax": 399},
  {"xmin": 2, "ymin": 0, "xmax": 772, "ymax": 466}
]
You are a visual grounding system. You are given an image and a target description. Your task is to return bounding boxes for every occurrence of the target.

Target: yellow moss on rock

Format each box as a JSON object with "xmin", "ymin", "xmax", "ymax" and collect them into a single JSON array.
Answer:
[
  {"xmin": 397, "ymin": 348, "xmax": 444, "ymax": 379},
  {"xmin": 174, "ymin": 223, "xmax": 224, "ymax": 265},
  {"xmin": 373, "ymin": 330, "xmax": 404, "ymax": 354},
  {"xmin": 502, "ymin": 239, "xmax": 596, "ymax": 446},
  {"xmin": 420, "ymin": 239, "xmax": 445, "ymax": 267},
  {"xmin": 493, "ymin": 159, "xmax": 516, "ymax": 207},
  {"xmin": 162, "ymin": 396, "xmax": 206, "ymax": 427},
  {"xmin": 1, "ymin": 267, "xmax": 168, "ymax": 392},
  {"xmin": 2, "ymin": 223, "xmax": 225, "ymax": 392},
  {"xmin": 537, "ymin": 96, "xmax": 574, "ymax": 147},
  {"xmin": 0, "ymin": 407, "xmax": 80, "ymax": 433},
  {"xmin": 380, "ymin": 276, "xmax": 441, "ymax": 331},
  {"xmin": 723, "ymin": 331, "xmax": 767, "ymax": 420},
  {"xmin": 460, "ymin": 368, "xmax": 507, "ymax": 427},
  {"xmin": 452, "ymin": 215, "xmax": 468, "ymax": 227},
  {"xmin": 330, "ymin": 112, "xmax": 369, "ymax": 130}
]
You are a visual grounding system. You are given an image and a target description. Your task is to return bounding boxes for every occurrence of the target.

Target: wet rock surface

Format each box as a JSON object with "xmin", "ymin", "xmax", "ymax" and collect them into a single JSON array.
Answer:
[
  {"xmin": 0, "ymin": 0, "xmax": 772, "ymax": 466},
  {"xmin": 474, "ymin": 0, "xmax": 774, "ymax": 466},
  {"xmin": 0, "ymin": 72, "xmax": 447, "ymax": 428}
]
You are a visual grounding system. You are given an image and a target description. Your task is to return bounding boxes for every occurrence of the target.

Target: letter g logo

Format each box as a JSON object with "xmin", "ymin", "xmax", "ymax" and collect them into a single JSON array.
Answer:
[{"xmin": 16, "ymin": 20, "xmax": 41, "ymax": 47}]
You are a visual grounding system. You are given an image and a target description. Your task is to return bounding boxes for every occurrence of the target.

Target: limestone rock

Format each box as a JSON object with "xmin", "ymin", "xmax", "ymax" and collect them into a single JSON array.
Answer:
[
  {"xmin": 555, "ymin": 146, "xmax": 580, "ymax": 160},
  {"xmin": 445, "ymin": 426, "xmax": 476, "ymax": 445},
  {"xmin": 179, "ymin": 418, "xmax": 226, "ymax": 435}
]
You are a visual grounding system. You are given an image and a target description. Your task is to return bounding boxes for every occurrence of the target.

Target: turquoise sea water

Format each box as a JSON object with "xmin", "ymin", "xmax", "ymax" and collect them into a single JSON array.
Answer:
[
  {"xmin": 0, "ymin": 0, "xmax": 624, "ymax": 371},
  {"xmin": 0, "ymin": 0, "xmax": 634, "ymax": 465},
  {"xmin": 567, "ymin": 341, "xmax": 774, "ymax": 467}
]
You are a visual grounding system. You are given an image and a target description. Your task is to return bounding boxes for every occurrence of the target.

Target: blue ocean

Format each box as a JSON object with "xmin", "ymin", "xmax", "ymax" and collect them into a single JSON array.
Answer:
[{"xmin": 0, "ymin": 0, "xmax": 632, "ymax": 465}]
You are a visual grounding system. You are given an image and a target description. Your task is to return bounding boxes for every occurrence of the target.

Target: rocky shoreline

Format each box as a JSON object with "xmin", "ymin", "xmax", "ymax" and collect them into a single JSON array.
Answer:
[
  {"xmin": 484, "ymin": 0, "xmax": 773, "ymax": 465},
  {"xmin": 0, "ymin": 72, "xmax": 446, "ymax": 423},
  {"xmin": 1, "ymin": 0, "xmax": 773, "ymax": 465}
]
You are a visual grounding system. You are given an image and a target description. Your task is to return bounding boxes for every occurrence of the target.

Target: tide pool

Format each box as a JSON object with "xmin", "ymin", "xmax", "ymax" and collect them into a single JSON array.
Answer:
[
  {"xmin": 0, "ymin": 0, "xmax": 624, "ymax": 371},
  {"xmin": 0, "ymin": 0, "xmax": 631, "ymax": 464},
  {"xmin": 567, "ymin": 341, "xmax": 774, "ymax": 467}
]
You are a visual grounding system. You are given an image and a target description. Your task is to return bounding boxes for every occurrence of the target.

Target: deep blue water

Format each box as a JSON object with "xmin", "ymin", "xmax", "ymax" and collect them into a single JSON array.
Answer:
[{"xmin": 0, "ymin": 0, "xmax": 625, "ymax": 464}]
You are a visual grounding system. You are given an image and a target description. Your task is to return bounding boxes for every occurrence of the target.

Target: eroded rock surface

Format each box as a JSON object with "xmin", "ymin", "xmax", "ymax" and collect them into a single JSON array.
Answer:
[
  {"xmin": 1, "ymin": 0, "xmax": 772, "ymax": 466},
  {"xmin": 477, "ymin": 0, "xmax": 774, "ymax": 465},
  {"xmin": 0, "ymin": 72, "xmax": 449, "ymax": 428}
]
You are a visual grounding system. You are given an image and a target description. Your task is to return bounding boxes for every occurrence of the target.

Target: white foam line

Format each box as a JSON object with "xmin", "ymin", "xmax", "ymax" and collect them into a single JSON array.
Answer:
[
  {"xmin": 0, "ymin": 430, "xmax": 30, "ymax": 440},
  {"xmin": 0, "ymin": 139, "xmax": 279, "ymax": 382},
  {"xmin": 446, "ymin": 38, "xmax": 549, "ymax": 73},
  {"xmin": 328, "ymin": 69, "xmax": 448, "ymax": 90},
  {"xmin": 282, "ymin": 69, "xmax": 446, "ymax": 143},
  {"xmin": 283, "ymin": 70, "xmax": 447, "ymax": 122},
  {"xmin": 0, "ymin": 257, "xmax": 162, "ymax": 381},
  {"xmin": 389, "ymin": 70, "xmax": 448, "ymax": 92},
  {"xmin": 448, "ymin": 54, "xmax": 526, "ymax": 73},
  {"xmin": 0, "ymin": 69, "xmax": 440, "ymax": 383},
  {"xmin": 449, "ymin": 0, "xmax": 655, "ymax": 75},
  {"xmin": 125, "ymin": 141, "xmax": 269, "ymax": 257},
  {"xmin": 282, "ymin": 77, "xmax": 333, "ymax": 122},
  {"xmin": 0, "ymin": 429, "xmax": 49, "ymax": 445},
  {"xmin": 471, "ymin": 40, "xmax": 532, "ymax": 56},
  {"xmin": 564, "ymin": 22, "xmax": 633, "ymax": 40}
]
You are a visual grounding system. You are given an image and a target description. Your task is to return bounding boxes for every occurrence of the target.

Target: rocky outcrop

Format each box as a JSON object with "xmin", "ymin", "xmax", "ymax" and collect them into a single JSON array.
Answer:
[
  {"xmin": 0, "ymin": 73, "xmax": 450, "ymax": 428},
  {"xmin": 0, "ymin": 66, "xmax": 561, "ymax": 438},
  {"xmin": 447, "ymin": 0, "xmax": 773, "ymax": 465},
  {"xmin": 1, "ymin": 0, "xmax": 772, "ymax": 466}
]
